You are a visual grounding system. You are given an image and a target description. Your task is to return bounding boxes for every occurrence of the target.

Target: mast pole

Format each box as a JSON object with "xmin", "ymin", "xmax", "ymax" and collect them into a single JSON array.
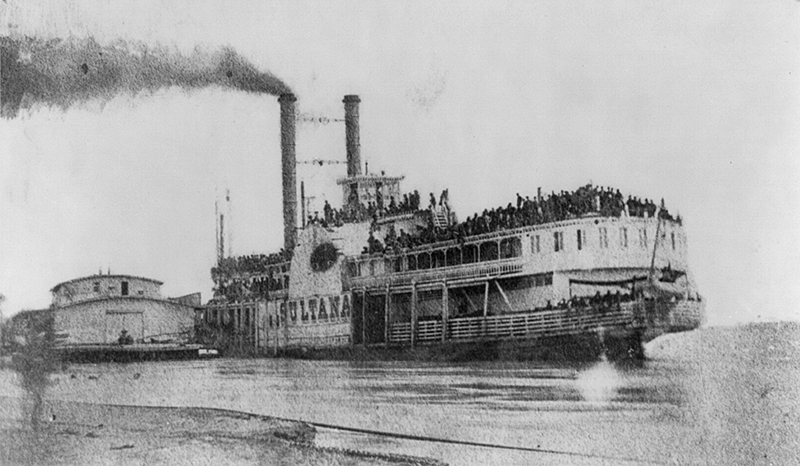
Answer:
[{"xmin": 648, "ymin": 200, "xmax": 665, "ymax": 284}]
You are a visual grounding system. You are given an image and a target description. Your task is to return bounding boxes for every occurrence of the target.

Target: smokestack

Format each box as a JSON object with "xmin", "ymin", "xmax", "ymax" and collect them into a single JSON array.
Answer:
[
  {"xmin": 343, "ymin": 95, "xmax": 362, "ymax": 177},
  {"xmin": 279, "ymin": 93, "xmax": 297, "ymax": 254}
]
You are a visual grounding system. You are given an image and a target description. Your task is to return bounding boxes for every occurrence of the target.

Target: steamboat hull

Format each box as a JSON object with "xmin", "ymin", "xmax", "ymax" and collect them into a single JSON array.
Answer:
[
  {"xmin": 203, "ymin": 93, "xmax": 705, "ymax": 363},
  {"xmin": 202, "ymin": 297, "xmax": 704, "ymax": 362}
]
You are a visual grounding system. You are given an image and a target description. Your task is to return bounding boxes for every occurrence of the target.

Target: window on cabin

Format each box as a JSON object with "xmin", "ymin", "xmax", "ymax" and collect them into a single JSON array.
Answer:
[
  {"xmin": 289, "ymin": 301, "xmax": 297, "ymax": 322},
  {"xmin": 500, "ymin": 237, "xmax": 522, "ymax": 258},
  {"xmin": 576, "ymin": 230, "xmax": 583, "ymax": 250},
  {"xmin": 93, "ymin": 282, "xmax": 100, "ymax": 292},
  {"xmin": 480, "ymin": 241, "xmax": 498, "ymax": 261},
  {"xmin": 639, "ymin": 228, "xmax": 648, "ymax": 248},
  {"xmin": 671, "ymin": 232, "xmax": 676, "ymax": 250},
  {"xmin": 446, "ymin": 248, "xmax": 461, "ymax": 267},
  {"xmin": 463, "ymin": 244, "xmax": 478, "ymax": 263},
  {"xmin": 620, "ymin": 227, "xmax": 628, "ymax": 248},
  {"xmin": 407, "ymin": 255, "xmax": 417, "ymax": 271},
  {"xmin": 121, "ymin": 281, "xmax": 129, "ymax": 296},
  {"xmin": 599, "ymin": 227, "xmax": 608, "ymax": 249},
  {"xmin": 418, "ymin": 253, "xmax": 431, "ymax": 269},
  {"xmin": 431, "ymin": 250, "xmax": 445, "ymax": 268},
  {"xmin": 554, "ymin": 231, "xmax": 564, "ymax": 252},
  {"xmin": 394, "ymin": 257, "xmax": 404, "ymax": 272},
  {"xmin": 532, "ymin": 272, "xmax": 553, "ymax": 287},
  {"xmin": 532, "ymin": 235, "xmax": 540, "ymax": 254},
  {"xmin": 300, "ymin": 300, "xmax": 308, "ymax": 322}
]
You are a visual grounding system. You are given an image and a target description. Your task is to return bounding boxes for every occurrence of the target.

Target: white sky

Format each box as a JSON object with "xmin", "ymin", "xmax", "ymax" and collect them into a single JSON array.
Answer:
[{"xmin": 1, "ymin": 0, "xmax": 799, "ymax": 325}]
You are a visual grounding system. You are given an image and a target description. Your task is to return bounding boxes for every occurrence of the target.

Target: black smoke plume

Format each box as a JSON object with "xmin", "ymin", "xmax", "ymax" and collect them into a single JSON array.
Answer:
[{"xmin": 1, "ymin": 36, "xmax": 291, "ymax": 118}]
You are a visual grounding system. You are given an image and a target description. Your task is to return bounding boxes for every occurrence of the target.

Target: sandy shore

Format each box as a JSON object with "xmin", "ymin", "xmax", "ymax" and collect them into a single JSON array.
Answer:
[{"xmin": 0, "ymin": 397, "xmax": 444, "ymax": 466}]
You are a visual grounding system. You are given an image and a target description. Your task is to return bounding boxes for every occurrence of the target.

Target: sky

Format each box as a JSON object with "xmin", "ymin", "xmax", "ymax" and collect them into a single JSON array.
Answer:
[{"xmin": 1, "ymin": 0, "xmax": 798, "ymax": 326}]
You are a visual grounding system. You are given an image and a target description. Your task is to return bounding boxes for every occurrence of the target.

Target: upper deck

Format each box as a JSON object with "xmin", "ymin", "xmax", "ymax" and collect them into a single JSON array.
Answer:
[{"xmin": 345, "ymin": 214, "xmax": 688, "ymax": 291}]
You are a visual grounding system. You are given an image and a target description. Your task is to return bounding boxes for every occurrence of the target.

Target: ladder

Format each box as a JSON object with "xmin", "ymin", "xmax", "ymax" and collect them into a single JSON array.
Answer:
[{"xmin": 431, "ymin": 206, "xmax": 450, "ymax": 229}]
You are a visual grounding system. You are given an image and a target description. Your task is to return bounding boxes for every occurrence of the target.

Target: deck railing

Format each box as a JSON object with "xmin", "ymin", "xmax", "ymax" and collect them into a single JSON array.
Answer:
[
  {"xmin": 388, "ymin": 304, "xmax": 639, "ymax": 345},
  {"xmin": 353, "ymin": 259, "xmax": 524, "ymax": 288}
]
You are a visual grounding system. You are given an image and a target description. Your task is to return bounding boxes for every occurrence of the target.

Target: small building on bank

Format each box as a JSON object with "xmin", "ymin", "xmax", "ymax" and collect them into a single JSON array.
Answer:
[{"xmin": 50, "ymin": 274, "xmax": 199, "ymax": 346}]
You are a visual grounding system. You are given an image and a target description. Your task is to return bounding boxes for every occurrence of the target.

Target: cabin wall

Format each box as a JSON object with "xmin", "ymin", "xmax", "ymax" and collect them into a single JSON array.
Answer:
[
  {"xmin": 521, "ymin": 218, "xmax": 689, "ymax": 275},
  {"xmin": 289, "ymin": 225, "xmax": 345, "ymax": 299},
  {"xmin": 261, "ymin": 294, "xmax": 352, "ymax": 350},
  {"xmin": 54, "ymin": 298, "xmax": 195, "ymax": 345},
  {"xmin": 53, "ymin": 276, "xmax": 162, "ymax": 307}
]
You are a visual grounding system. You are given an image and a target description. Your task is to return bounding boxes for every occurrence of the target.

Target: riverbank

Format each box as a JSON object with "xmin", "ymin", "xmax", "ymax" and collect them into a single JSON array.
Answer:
[{"xmin": 0, "ymin": 397, "xmax": 444, "ymax": 465}]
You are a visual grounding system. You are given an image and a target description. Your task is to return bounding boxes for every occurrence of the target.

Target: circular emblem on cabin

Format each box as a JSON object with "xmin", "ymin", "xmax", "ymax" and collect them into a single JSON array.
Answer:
[{"xmin": 310, "ymin": 242, "xmax": 338, "ymax": 272}]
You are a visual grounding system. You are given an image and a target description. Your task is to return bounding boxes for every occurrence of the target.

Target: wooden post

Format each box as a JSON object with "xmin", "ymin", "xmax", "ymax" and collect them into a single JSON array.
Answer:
[
  {"xmin": 274, "ymin": 303, "xmax": 279, "ymax": 356},
  {"xmin": 482, "ymin": 280, "xmax": 490, "ymax": 335},
  {"xmin": 384, "ymin": 285, "xmax": 391, "ymax": 347},
  {"xmin": 495, "ymin": 281, "xmax": 514, "ymax": 312},
  {"xmin": 361, "ymin": 290, "xmax": 367, "ymax": 347},
  {"xmin": 284, "ymin": 299, "xmax": 290, "ymax": 351},
  {"xmin": 441, "ymin": 281, "xmax": 448, "ymax": 343},
  {"xmin": 349, "ymin": 293, "xmax": 355, "ymax": 349},
  {"xmin": 411, "ymin": 282, "xmax": 418, "ymax": 348},
  {"xmin": 252, "ymin": 306, "xmax": 257, "ymax": 352}
]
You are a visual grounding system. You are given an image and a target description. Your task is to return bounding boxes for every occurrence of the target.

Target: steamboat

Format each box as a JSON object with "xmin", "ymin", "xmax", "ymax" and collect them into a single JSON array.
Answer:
[{"xmin": 200, "ymin": 94, "xmax": 705, "ymax": 361}]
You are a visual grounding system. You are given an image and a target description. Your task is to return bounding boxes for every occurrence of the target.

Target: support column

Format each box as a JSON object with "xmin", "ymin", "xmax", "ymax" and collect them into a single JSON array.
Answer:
[
  {"xmin": 361, "ymin": 290, "xmax": 367, "ymax": 347},
  {"xmin": 411, "ymin": 282, "xmax": 418, "ymax": 348},
  {"xmin": 495, "ymin": 281, "xmax": 513, "ymax": 312},
  {"xmin": 251, "ymin": 306, "xmax": 257, "ymax": 352},
  {"xmin": 384, "ymin": 285, "xmax": 391, "ymax": 347},
  {"xmin": 482, "ymin": 280, "xmax": 490, "ymax": 335},
  {"xmin": 349, "ymin": 294, "xmax": 355, "ymax": 348},
  {"xmin": 273, "ymin": 303, "xmax": 279, "ymax": 356},
  {"xmin": 441, "ymin": 282, "xmax": 449, "ymax": 343},
  {"xmin": 283, "ymin": 300, "xmax": 290, "ymax": 351}
]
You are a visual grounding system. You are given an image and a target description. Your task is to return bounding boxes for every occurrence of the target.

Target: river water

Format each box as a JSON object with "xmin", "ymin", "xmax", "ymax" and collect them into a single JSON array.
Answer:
[{"xmin": 1, "ymin": 323, "xmax": 799, "ymax": 465}]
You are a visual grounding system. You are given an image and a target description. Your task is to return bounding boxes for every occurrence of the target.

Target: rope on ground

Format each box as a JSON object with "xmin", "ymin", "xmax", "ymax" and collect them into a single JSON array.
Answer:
[{"xmin": 93, "ymin": 401, "xmax": 667, "ymax": 465}]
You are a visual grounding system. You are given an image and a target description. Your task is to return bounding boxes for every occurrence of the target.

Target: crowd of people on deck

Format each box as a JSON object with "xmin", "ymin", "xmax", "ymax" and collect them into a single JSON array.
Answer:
[
  {"xmin": 211, "ymin": 253, "xmax": 291, "ymax": 302},
  {"xmin": 212, "ymin": 252, "xmax": 289, "ymax": 277},
  {"xmin": 550, "ymin": 289, "xmax": 640, "ymax": 311},
  {"xmin": 212, "ymin": 276, "xmax": 274, "ymax": 303},
  {"xmin": 308, "ymin": 190, "xmax": 427, "ymax": 228},
  {"xmin": 362, "ymin": 184, "xmax": 679, "ymax": 255},
  {"xmin": 213, "ymin": 183, "xmax": 679, "ymax": 299}
]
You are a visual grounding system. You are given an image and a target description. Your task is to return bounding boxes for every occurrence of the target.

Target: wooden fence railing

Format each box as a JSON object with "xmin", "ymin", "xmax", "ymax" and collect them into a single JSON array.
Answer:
[{"xmin": 388, "ymin": 304, "xmax": 639, "ymax": 345}]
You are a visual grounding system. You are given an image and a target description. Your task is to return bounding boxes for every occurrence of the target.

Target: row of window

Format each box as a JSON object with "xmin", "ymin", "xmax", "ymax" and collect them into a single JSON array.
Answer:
[
  {"xmin": 533, "ymin": 227, "xmax": 678, "ymax": 254},
  {"xmin": 350, "ymin": 237, "xmax": 524, "ymax": 277},
  {"xmin": 92, "ymin": 280, "xmax": 144, "ymax": 296}
]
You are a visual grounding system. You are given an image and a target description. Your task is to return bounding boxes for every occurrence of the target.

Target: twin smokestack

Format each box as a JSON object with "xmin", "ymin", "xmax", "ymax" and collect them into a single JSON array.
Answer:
[{"xmin": 278, "ymin": 94, "xmax": 362, "ymax": 254}]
